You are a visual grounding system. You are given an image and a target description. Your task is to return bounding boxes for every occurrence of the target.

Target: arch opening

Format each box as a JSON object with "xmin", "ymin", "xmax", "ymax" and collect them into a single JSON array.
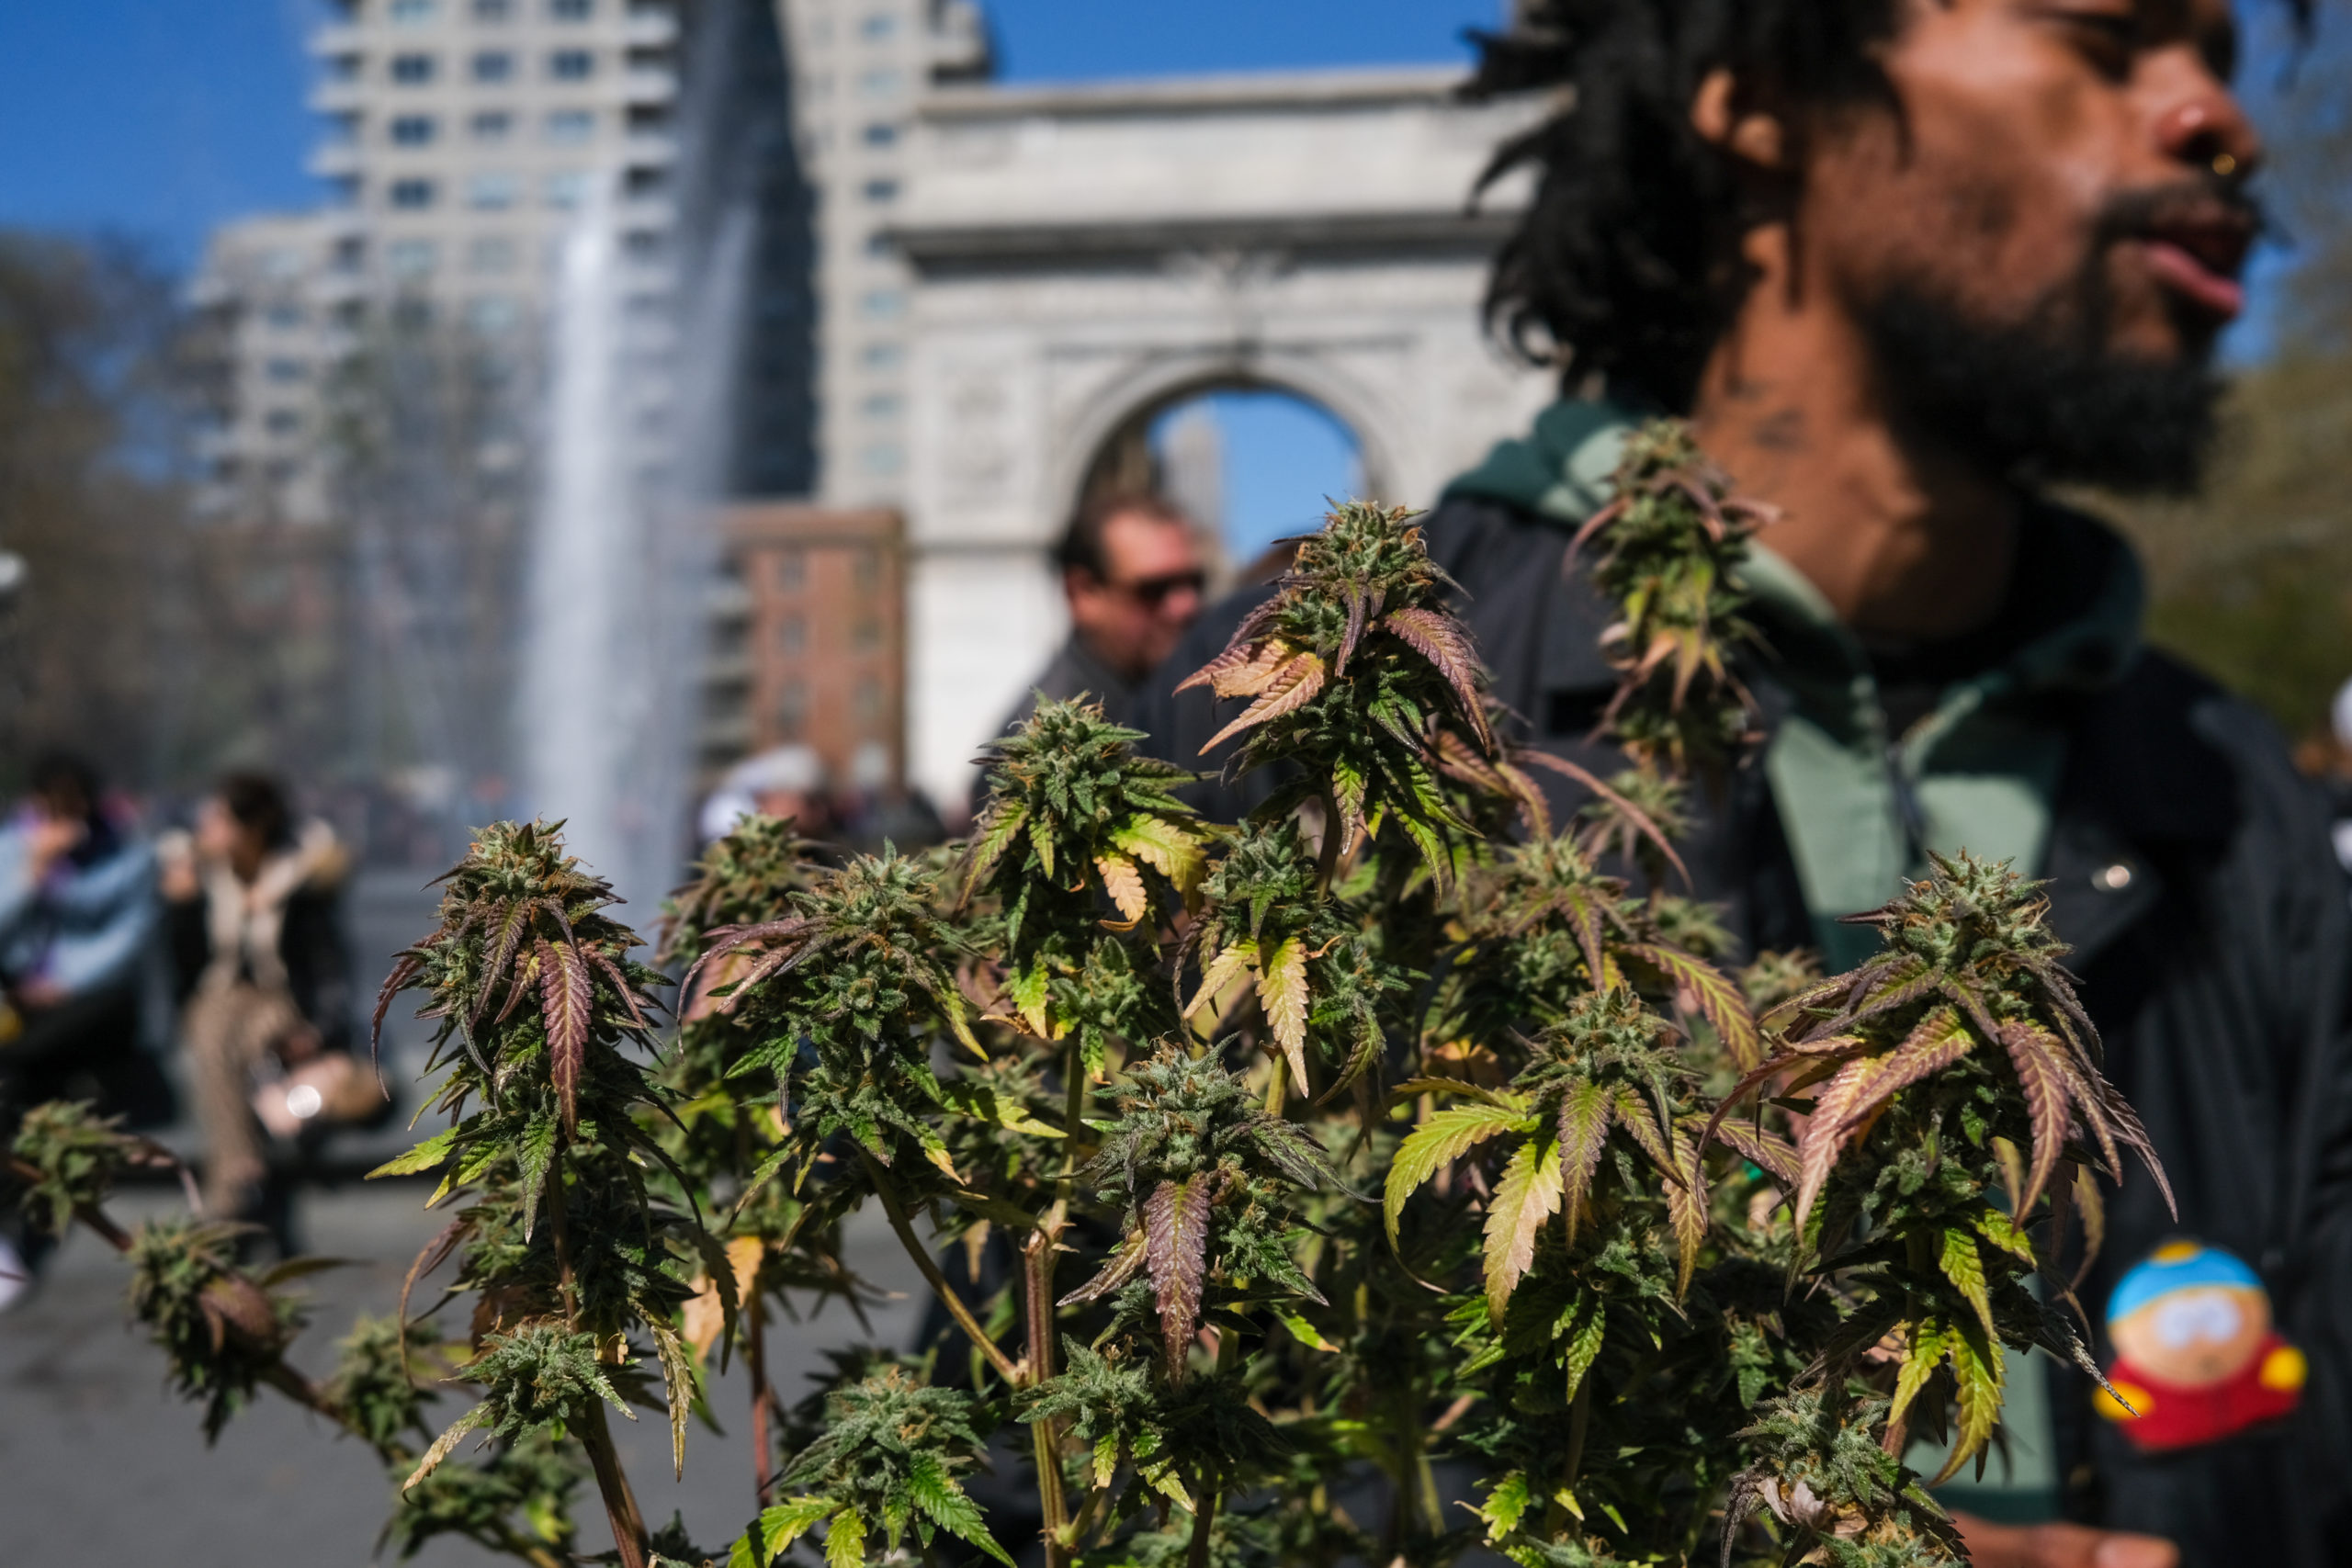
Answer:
[{"xmin": 1077, "ymin": 378, "xmax": 1367, "ymax": 581}]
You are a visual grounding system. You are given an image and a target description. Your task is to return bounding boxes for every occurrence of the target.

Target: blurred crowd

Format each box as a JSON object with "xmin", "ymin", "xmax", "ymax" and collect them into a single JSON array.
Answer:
[{"xmin": 0, "ymin": 756, "xmax": 381, "ymax": 1302}]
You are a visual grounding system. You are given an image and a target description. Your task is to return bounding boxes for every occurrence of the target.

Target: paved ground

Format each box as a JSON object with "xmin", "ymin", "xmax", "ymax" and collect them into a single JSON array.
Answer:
[{"xmin": 0, "ymin": 868, "xmax": 931, "ymax": 1564}]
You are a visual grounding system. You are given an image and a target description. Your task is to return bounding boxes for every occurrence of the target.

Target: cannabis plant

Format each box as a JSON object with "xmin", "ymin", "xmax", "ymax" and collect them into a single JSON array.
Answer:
[{"xmin": 9, "ymin": 419, "xmax": 2162, "ymax": 1568}]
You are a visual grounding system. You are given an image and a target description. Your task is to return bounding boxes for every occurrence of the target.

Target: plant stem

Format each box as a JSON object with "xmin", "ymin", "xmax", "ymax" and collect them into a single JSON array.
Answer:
[
  {"xmin": 856, "ymin": 1149, "xmax": 1021, "ymax": 1383},
  {"xmin": 1185, "ymin": 1476, "xmax": 1220, "ymax": 1568},
  {"xmin": 580, "ymin": 1399, "xmax": 652, "ymax": 1568},
  {"xmin": 746, "ymin": 1261, "xmax": 779, "ymax": 1500},
  {"xmin": 1024, "ymin": 1229, "xmax": 1069, "ymax": 1568}
]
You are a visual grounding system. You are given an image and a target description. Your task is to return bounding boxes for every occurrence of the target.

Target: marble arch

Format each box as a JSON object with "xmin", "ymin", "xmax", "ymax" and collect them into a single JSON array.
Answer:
[{"xmin": 890, "ymin": 67, "xmax": 1555, "ymax": 809}]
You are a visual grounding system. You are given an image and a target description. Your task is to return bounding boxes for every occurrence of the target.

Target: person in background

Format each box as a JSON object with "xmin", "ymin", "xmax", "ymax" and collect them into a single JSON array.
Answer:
[
  {"xmin": 1139, "ymin": 2, "xmax": 2344, "ymax": 1563},
  {"xmin": 160, "ymin": 773, "xmax": 368, "ymax": 1256},
  {"xmin": 696, "ymin": 743, "xmax": 836, "ymax": 848},
  {"xmin": 0, "ymin": 752, "xmax": 163, "ymax": 1304},
  {"xmin": 995, "ymin": 491, "xmax": 1207, "ymax": 739}
]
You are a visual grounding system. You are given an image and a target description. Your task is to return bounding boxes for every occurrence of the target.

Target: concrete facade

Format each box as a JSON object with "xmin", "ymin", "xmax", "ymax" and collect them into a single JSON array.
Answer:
[
  {"xmin": 888, "ymin": 68, "xmax": 1555, "ymax": 810},
  {"xmin": 768, "ymin": 0, "xmax": 989, "ymax": 507}
]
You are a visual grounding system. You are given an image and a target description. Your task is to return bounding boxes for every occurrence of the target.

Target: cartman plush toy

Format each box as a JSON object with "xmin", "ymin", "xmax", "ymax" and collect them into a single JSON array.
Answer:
[{"xmin": 2095, "ymin": 1241, "xmax": 2305, "ymax": 1452}]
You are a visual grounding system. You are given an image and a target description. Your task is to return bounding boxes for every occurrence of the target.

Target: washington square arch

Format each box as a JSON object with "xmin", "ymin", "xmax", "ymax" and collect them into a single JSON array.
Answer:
[{"xmin": 888, "ymin": 66, "xmax": 1555, "ymax": 809}]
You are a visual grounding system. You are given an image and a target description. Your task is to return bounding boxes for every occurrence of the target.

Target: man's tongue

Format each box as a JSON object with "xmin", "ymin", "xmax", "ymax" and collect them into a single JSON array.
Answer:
[{"xmin": 2143, "ymin": 237, "xmax": 2245, "ymax": 321}]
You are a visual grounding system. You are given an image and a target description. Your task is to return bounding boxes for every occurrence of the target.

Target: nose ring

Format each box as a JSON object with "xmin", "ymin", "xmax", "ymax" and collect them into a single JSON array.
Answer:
[{"xmin": 2212, "ymin": 152, "xmax": 2238, "ymax": 178}]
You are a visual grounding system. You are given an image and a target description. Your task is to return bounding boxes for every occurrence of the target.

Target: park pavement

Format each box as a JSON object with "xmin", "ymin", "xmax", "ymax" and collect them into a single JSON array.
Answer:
[{"xmin": 0, "ymin": 865, "xmax": 930, "ymax": 1564}]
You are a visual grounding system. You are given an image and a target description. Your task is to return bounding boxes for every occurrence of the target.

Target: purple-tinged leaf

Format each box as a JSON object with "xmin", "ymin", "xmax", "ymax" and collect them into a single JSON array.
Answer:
[
  {"xmin": 538, "ymin": 936, "xmax": 592, "ymax": 1134},
  {"xmin": 1142, "ymin": 1176, "xmax": 1216, "ymax": 1380}
]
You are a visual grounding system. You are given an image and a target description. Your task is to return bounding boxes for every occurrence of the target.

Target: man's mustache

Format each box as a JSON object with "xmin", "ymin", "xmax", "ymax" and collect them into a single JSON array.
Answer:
[{"xmin": 2093, "ymin": 170, "xmax": 2266, "ymax": 251}]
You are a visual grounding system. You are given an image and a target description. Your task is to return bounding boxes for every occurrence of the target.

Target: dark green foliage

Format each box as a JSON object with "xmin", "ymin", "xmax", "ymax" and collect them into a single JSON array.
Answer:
[{"xmin": 7, "ymin": 1098, "xmax": 149, "ymax": 1236}]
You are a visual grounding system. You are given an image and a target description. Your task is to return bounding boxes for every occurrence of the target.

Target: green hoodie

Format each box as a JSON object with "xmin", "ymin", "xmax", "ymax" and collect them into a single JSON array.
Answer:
[{"xmin": 1445, "ymin": 400, "xmax": 2147, "ymax": 971}]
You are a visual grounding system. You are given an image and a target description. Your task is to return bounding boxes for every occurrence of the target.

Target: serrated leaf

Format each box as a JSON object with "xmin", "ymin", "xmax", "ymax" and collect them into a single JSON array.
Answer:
[
  {"xmin": 650, "ymin": 1319, "xmax": 695, "ymax": 1479},
  {"xmin": 1483, "ymin": 1136, "xmax": 1565, "ymax": 1324},
  {"xmin": 1143, "ymin": 1175, "xmax": 1216, "ymax": 1379},
  {"xmin": 1660, "ymin": 1130, "xmax": 1707, "ymax": 1296},
  {"xmin": 369, "ymin": 1124, "xmax": 458, "ymax": 1180},
  {"xmin": 2000, "ymin": 1020, "xmax": 2075, "ymax": 1216},
  {"xmin": 1385, "ymin": 1103, "xmax": 1535, "ymax": 1246},
  {"xmin": 517, "ymin": 1110, "xmax": 559, "ymax": 1241},
  {"xmin": 1555, "ymin": 1078, "xmax": 1611, "ymax": 1241},
  {"xmin": 1973, "ymin": 1207, "xmax": 2036, "ymax": 1265},
  {"xmin": 537, "ymin": 936, "xmax": 592, "ymax": 1133},
  {"xmin": 1184, "ymin": 939, "xmax": 1256, "ymax": 1021},
  {"xmin": 1280, "ymin": 1312, "xmax": 1338, "ymax": 1352},
  {"xmin": 824, "ymin": 1506, "xmax": 866, "ymax": 1568},
  {"xmin": 731, "ymin": 1498, "xmax": 841, "ymax": 1568},
  {"xmin": 964, "ymin": 802, "xmax": 1029, "ymax": 894},
  {"xmin": 402, "ymin": 1404, "xmax": 489, "ymax": 1492},
  {"xmin": 1201, "ymin": 649, "xmax": 1327, "ymax": 754},
  {"xmin": 1939, "ymin": 1227, "xmax": 1996, "ymax": 1341},
  {"xmin": 1094, "ymin": 851, "xmax": 1148, "ymax": 923},
  {"xmin": 1028, "ymin": 817, "xmax": 1057, "ymax": 881},
  {"xmin": 908, "ymin": 1450, "xmax": 1012, "ymax": 1566},
  {"xmin": 1093, "ymin": 1434, "xmax": 1119, "ymax": 1490},
  {"xmin": 1112, "ymin": 816, "xmax": 1206, "ymax": 897},
  {"xmin": 1890, "ymin": 1318, "xmax": 1947, "ymax": 1426},
  {"xmin": 1628, "ymin": 943, "xmax": 1759, "ymax": 1068},
  {"xmin": 1929, "ymin": 1319, "xmax": 2006, "ymax": 1486},
  {"xmin": 1006, "ymin": 956, "xmax": 1053, "ymax": 1039},
  {"xmin": 1258, "ymin": 935, "xmax": 1309, "ymax": 1100},
  {"xmin": 1562, "ymin": 1299, "xmax": 1606, "ymax": 1401},
  {"xmin": 1482, "ymin": 1472, "xmax": 1532, "ymax": 1543}
]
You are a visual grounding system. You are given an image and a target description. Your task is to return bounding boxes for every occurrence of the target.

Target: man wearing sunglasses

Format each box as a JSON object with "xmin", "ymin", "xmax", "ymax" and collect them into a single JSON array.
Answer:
[{"xmin": 994, "ymin": 491, "xmax": 1207, "ymax": 741}]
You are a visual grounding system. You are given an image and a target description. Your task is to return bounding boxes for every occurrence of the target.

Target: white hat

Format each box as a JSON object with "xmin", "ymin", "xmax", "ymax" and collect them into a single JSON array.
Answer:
[{"xmin": 725, "ymin": 744, "xmax": 826, "ymax": 797}]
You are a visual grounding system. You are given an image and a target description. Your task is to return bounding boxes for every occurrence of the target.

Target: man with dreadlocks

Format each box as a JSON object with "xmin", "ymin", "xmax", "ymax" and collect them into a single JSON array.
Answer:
[{"xmin": 1137, "ymin": 3, "xmax": 2349, "ymax": 1564}]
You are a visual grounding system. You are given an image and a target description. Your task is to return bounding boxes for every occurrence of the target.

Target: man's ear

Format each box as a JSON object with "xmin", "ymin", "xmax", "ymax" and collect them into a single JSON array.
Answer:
[{"xmin": 1690, "ymin": 66, "xmax": 1791, "ymax": 173}]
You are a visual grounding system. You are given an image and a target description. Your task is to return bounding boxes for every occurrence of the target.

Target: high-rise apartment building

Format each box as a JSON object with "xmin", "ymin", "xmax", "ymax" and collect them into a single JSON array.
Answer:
[{"xmin": 771, "ymin": 0, "xmax": 989, "ymax": 505}]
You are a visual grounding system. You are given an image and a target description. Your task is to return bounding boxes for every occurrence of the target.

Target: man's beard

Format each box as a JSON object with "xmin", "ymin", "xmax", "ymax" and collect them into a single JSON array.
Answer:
[{"xmin": 1861, "ymin": 240, "xmax": 2224, "ymax": 496}]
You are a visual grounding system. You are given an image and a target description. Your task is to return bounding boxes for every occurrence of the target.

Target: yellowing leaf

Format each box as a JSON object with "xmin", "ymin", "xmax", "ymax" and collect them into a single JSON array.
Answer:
[
  {"xmin": 1280, "ymin": 1312, "xmax": 1338, "ymax": 1352},
  {"xmin": 730, "ymin": 1498, "xmax": 841, "ymax": 1568},
  {"xmin": 1929, "ymin": 1321, "xmax": 2006, "ymax": 1486},
  {"xmin": 824, "ymin": 1506, "xmax": 866, "ymax": 1568},
  {"xmin": 1483, "ymin": 1136, "xmax": 1565, "ymax": 1324},
  {"xmin": 1258, "ymin": 935, "xmax": 1309, "ymax": 1100},
  {"xmin": 1112, "ymin": 815, "xmax": 1207, "ymax": 897},
  {"xmin": 1890, "ymin": 1318, "xmax": 1946, "ymax": 1427},
  {"xmin": 1939, "ymin": 1227, "xmax": 1996, "ymax": 1341},
  {"xmin": 1094, "ymin": 851, "xmax": 1148, "ymax": 924},
  {"xmin": 1385, "ymin": 1102, "xmax": 1536, "ymax": 1246},
  {"xmin": 1184, "ymin": 940, "xmax": 1256, "ymax": 1021}
]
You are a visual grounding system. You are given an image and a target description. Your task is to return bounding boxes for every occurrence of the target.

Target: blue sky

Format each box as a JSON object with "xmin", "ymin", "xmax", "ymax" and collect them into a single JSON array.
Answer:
[{"xmin": 0, "ymin": 1, "xmax": 1501, "ymax": 268}]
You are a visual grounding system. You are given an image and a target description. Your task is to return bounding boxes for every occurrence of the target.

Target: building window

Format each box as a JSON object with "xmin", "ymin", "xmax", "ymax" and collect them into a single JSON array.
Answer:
[
  {"xmin": 548, "ymin": 49, "xmax": 595, "ymax": 80},
  {"xmin": 470, "ymin": 109, "xmax": 513, "ymax": 139},
  {"xmin": 266, "ymin": 358, "xmax": 308, "ymax": 384},
  {"xmin": 324, "ymin": 53, "xmax": 362, "ymax": 83},
  {"xmin": 859, "ymin": 392, "xmax": 901, "ymax": 420},
  {"xmin": 472, "ymin": 51, "xmax": 514, "ymax": 81},
  {"xmin": 265, "ymin": 303, "xmax": 306, "ymax": 329},
  {"xmin": 389, "ymin": 114, "xmax": 436, "ymax": 145},
  {"xmin": 860, "ymin": 341, "xmax": 904, "ymax": 369},
  {"xmin": 858, "ymin": 288, "xmax": 905, "ymax": 319},
  {"xmin": 550, "ymin": 0, "xmax": 594, "ymax": 17},
  {"xmin": 389, "ymin": 177, "xmax": 437, "ymax": 209},
  {"xmin": 861, "ymin": 178, "xmax": 899, "ymax": 203},
  {"xmin": 389, "ymin": 0, "xmax": 438, "ymax": 22},
  {"xmin": 545, "ymin": 107, "xmax": 595, "ymax": 142},
  {"xmin": 852, "ymin": 617, "xmax": 883, "ymax": 652},
  {"xmin": 853, "ymin": 676, "xmax": 884, "ymax": 725},
  {"xmin": 468, "ymin": 295, "xmax": 520, "ymax": 334},
  {"xmin": 386, "ymin": 237, "xmax": 439, "ymax": 275},
  {"xmin": 775, "ymin": 680, "xmax": 808, "ymax": 739},
  {"xmin": 472, "ymin": 0, "xmax": 513, "ymax": 17},
  {"xmin": 775, "ymin": 548, "xmax": 806, "ymax": 591},
  {"xmin": 857, "ymin": 67, "xmax": 904, "ymax": 96},
  {"xmin": 861, "ymin": 121, "xmax": 899, "ymax": 147},
  {"xmin": 468, "ymin": 171, "xmax": 519, "ymax": 209},
  {"xmin": 390, "ymin": 53, "xmax": 437, "ymax": 84},
  {"xmin": 778, "ymin": 614, "xmax": 807, "ymax": 654},
  {"xmin": 469, "ymin": 235, "xmax": 518, "ymax": 272},
  {"xmin": 333, "ymin": 236, "xmax": 368, "ymax": 272},
  {"xmin": 854, "ymin": 548, "xmax": 883, "ymax": 590},
  {"xmin": 264, "ymin": 409, "xmax": 302, "ymax": 436},
  {"xmin": 544, "ymin": 170, "xmax": 595, "ymax": 209},
  {"xmin": 860, "ymin": 12, "xmax": 898, "ymax": 38}
]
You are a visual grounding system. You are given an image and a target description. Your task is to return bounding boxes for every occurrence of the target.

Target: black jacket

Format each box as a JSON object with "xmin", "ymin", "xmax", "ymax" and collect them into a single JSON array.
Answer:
[{"xmin": 1133, "ymin": 492, "xmax": 2352, "ymax": 1567}]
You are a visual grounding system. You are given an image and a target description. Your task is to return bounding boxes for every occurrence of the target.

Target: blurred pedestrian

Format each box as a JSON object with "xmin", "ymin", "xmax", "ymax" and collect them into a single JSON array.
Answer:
[
  {"xmin": 1143, "ymin": 3, "xmax": 2338, "ymax": 1563},
  {"xmin": 697, "ymin": 743, "xmax": 836, "ymax": 847},
  {"xmin": 0, "ymin": 752, "xmax": 164, "ymax": 1303},
  {"xmin": 995, "ymin": 491, "xmax": 1205, "ymax": 739},
  {"xmin": 160, "ymin": 773, "xmax": 374, "ymax": 1255}
]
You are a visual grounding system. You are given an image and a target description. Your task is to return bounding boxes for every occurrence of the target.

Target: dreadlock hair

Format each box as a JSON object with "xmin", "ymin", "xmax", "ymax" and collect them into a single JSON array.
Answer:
[
  {"xmin": 1468, "ymin": 0, "xmax": 1905, "ymax": 414},
  {"xmin": 1466, "ymin": 0, "xmax": 2310, "ymax": 414}
]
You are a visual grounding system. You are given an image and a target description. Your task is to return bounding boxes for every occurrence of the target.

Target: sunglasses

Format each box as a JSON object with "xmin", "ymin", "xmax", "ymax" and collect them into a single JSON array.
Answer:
[{"xmin": 1107, "ymin": 570, "xmax": 1207, "ymax": 609}]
